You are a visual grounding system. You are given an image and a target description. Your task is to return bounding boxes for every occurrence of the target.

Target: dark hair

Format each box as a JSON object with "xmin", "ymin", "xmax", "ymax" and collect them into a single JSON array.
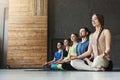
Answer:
[
  {"xmin": 93, "ymin": 13, "xmax": 104, "ymax": 54},
  {"xmin": 81, "ymin": 27, "xmax": 91, "ymax": 36},
  {"xmin": 58, "ymin": 42, "xmax": 64, "ymax": 45},
  {"xmin": 64, "ymin": 38, "xmax": 71, "ymax": 46},
  {"xmin": 72, "ymin": 33, "xmax": 79, "ymax": 38},
  {"xmin": 93, "ymin": 13, "xmax": 104, "ymax": 27},
  {"xmin": 70, "ymin": 33, "xmax": 79, "ymax": 42},
  {"xmin": 93, "ymin": 13, "xmax": 104, "ymax": 39}
]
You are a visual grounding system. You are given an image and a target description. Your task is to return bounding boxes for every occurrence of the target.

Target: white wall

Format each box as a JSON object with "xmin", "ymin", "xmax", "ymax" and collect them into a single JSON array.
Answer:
[{"xmin": 0, "ymin": 0, "xmax": 8, "ymax": 68}]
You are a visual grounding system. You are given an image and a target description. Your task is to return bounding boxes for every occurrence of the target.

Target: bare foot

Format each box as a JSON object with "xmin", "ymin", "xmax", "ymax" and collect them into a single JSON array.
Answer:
[
  {"xmin": 84, "ymin": 58, "xmax": 90, "ymax": 63},
  {"xmin": 98, "ymin": 67, "xmax": 105, "ymax": 71}
]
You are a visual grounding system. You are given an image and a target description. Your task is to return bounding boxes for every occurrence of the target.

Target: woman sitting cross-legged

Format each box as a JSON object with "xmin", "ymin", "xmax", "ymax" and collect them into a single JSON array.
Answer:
[{"xmin": 70, "ymin": 13, "xmax": 113, "ymax": 71}]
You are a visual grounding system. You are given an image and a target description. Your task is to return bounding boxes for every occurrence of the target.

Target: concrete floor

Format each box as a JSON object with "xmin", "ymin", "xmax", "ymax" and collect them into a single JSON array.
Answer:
[{"xmin": 0, "ymin": 69, "xmax": 120, "ymax": 80}]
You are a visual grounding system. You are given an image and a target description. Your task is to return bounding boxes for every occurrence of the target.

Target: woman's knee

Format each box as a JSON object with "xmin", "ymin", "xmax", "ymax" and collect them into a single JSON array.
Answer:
[
  {"xmin": 51, "ymin": 64, "xmax": 58, "ymax": 69},
  {"xmin": 70, "ymin": 60, "xmax": 78, "ymax": 67}
]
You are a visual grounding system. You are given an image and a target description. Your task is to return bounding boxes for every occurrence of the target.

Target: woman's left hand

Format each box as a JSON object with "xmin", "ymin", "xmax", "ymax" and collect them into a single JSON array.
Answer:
[{"xmin": 100, "ymin": 52, "xmax": 107, "ymax": 58}]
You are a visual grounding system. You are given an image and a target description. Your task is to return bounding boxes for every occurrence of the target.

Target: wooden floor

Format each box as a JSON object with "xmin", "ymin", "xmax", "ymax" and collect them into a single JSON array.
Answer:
[{"xmin": 0, "ymin": 69, "xmax": 120, "ymax": 80}]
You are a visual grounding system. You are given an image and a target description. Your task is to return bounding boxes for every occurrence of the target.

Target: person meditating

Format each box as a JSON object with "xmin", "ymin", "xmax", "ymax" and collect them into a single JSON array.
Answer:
[{"xmin": 70, "ymin": 13, "xmax": 113, "ymax": 71}]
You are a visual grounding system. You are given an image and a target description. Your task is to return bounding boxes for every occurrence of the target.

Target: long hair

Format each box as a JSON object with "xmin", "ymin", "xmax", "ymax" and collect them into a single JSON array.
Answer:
[
  {"xmin": 92, "ymin": 13, "xmax": 104, "ymax": 54},
  {"xmin": 64, "ymin": 38, "xmax": 71, "ymax": 46},
  {"xmin": 93, "ymin": 13, "xmax": 104, "ymax": 40},
  {"xmin": 73, "ymin": 33, "xmax": 79, "ymax": 38},
  {"xmin": 93, "ymin": 13, "xmax": 104, "ymax": 27},
  {"xmin": 71, "ymin": 33, "xmax": 79, "ymax": 45}
]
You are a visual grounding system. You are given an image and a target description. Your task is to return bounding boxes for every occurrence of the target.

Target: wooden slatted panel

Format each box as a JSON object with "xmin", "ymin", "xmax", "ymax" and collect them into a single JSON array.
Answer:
[{"xmin": 7, "ymin": 0, "xmax": 47, "ymax": 68}]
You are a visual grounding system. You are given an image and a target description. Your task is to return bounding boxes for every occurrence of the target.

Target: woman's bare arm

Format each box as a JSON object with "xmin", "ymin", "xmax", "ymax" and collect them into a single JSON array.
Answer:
[{"xmin": 104, "ymin": 29, "xmax": 111, "ymax": 55}]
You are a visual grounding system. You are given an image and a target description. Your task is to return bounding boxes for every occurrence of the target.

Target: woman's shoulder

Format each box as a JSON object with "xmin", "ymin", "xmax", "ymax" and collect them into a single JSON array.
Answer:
[
  {"xmin": 103, "ymin": 28, "xmax": 110, "ymax": 31},
  {"xmin": 103, "ymin": 28, "xmax": 111, "ymax": 34},
  {"xmin": 89, "ymin": 33, "xmax": 94, "ymax": 38}
]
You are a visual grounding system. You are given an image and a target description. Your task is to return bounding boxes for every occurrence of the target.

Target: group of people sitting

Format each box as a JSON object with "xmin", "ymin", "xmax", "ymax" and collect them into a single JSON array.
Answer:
[{"xmin": 43, "ymin": 13, "xmax": 113, "ymax": 71}]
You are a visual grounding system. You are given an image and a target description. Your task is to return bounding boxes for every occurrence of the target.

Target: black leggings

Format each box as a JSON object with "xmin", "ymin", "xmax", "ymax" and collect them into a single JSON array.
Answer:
[
  {"xmin": 62, "ymin": 62, "xmax": 77, "ymax": 70},
  {"xmin": 105, "ymin": 61, "xmax": 113, "ymax": 71}
]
